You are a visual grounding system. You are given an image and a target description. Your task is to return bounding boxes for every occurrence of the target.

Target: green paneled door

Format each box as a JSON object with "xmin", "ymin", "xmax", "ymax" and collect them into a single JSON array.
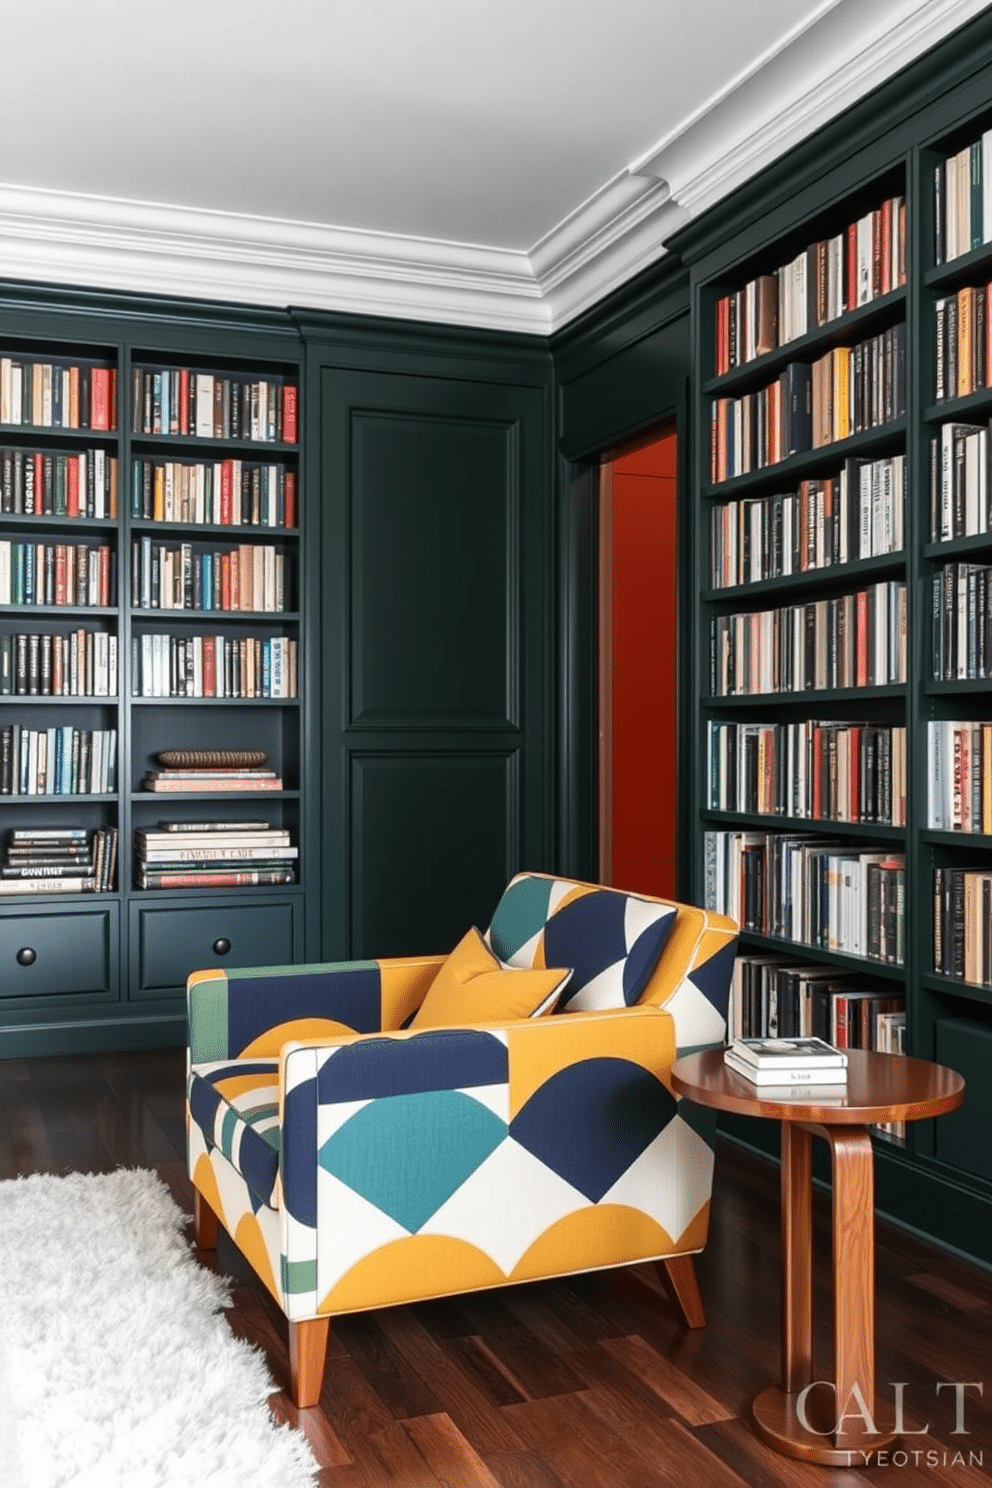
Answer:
[{"xmin": 317, "ymin": 360, "xmax": 554, "ymax": 960}]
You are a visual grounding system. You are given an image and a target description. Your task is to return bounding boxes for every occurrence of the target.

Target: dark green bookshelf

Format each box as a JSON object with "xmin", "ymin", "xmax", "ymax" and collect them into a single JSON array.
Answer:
[
  {"xmin": 0, "ymin": 298, "xmax": 312, "ymax": 1056},
  {"xmin": 676, "ymin": 22, "xmax": 992, "ymax": 1262}
]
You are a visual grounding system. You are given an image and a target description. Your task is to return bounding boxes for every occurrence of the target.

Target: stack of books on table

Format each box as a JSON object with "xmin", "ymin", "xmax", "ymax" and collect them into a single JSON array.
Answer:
[
  {"xmin": 724, "ymin": 1036, "xmax": 848, "ymax": 1089},
  {"xmin": 134, "ymin": 820, "xmax": 297, "ymax": 889},
  {"xmin": 0, "ymin": 826, "xmax": 117, "ymax": 894}
]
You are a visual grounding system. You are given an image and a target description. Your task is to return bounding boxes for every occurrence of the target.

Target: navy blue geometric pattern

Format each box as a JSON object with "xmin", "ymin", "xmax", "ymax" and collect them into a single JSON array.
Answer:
[
  {"xmin": 316, "ymin": 1028, "xmax": 508, "ymax": 1104},
  {"xmin": 509, "ymin": 1057, "xmax": 677, "ymax": 1202}
]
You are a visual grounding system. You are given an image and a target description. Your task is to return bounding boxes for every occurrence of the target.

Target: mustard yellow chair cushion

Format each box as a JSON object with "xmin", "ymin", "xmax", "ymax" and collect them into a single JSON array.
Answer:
[{"xmin": 409, "ymin": 926, "xmax": 571, "ymax": 1029}]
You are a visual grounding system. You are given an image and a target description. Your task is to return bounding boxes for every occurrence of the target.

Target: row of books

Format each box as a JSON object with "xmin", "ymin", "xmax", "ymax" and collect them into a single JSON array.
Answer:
[
  {"xmin": 131, "ymin": 634, "xmax": 298, "ymax": 699},
  {"xmin": 731, "ymin": 954, "xmax": 905, "ymax": 1049},
  {"xmin": 931, "ymin": 561, "xmax": 992, "ymax": 681},
  {"xmin": 0, "ymin": 542, "xmax": 114, "ymax": 608},
  {"xmin": 131, "ymin": 540, "xmax": 287, "ymax": 614},
  {"xmin": 0, "ymin": 448, "xmax": 118, "ymax": 520},
  {"xmin": 927, "ymin": 721, "xmax": 992, "ymax": 834},
  {"xmin": 130, "ymin": 458, "xmax": 297, "ymax": 529},
  {"xmin": 142, "ymin": 765, "xmax": 283, "ymax": 794},
  {"xmin": 0, "ymin": 726, "xmax": 117, "ymax": 796},
  {"xmin": 708, "ymin": 456, "xmax": 905, "ymax": 589},
  {"xmin": 709, "ymin": 328, "xmax": 907, "ymax": 484},
  {"xmin": 934, "ymin": 286, "xmax": 992, "ymax": 401},
  {"xmin": 934, "ymin": 868, "xmax": 992, "ymax": 986},
  {"xmin": 130, "ymin": 369, "xmax": 297, "ymax": 445},
  {"xmin": 0, "ymin": 359, "xmax": 115, "ymax": 431},
  {"xmin": 0, "ymin": 827, "xmax": 118, "ymax": 896},
  {"xmin": 705, "ymin": 829, "xmax": 906, "ymax": 964},
  {"xmin": 707, "ymin": 719, "xmax": 907, "ymax": 826},
  {"xmin": 934, "ymin": 132, "xmax": 992, "ymax": 265},
  {"xmin": 713, "ymin": 195, "xmax": 907, "ymax": 374},
  {"xmin": 0, "ymin": 631, "xmax": 118, "ymax": 697},
  {"xmin": 709, "ymin": 581, "xmax": 907, "ymax": 696},
  {"xmin": 134, "ymin": 821, "xmax": 296, "ymax": 890},
  {"xmin": 929, "ymin": 422, "xmax": 992, "ymax": 540}
]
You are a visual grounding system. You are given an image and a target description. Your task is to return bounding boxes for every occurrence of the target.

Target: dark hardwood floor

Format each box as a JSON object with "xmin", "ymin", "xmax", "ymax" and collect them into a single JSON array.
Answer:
[{"xmin": 2, "ymin": 1047, "xmax": 991, "ymax": 1485}]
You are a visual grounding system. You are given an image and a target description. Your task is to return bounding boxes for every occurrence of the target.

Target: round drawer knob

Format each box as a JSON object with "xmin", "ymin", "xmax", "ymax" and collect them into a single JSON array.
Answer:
[
  {"xmin": 16, "ymin": 947, "xmax": 36, "ymax": 966},
  {"xmin": 212, "ymin": 937, "xmax": 231, "ymax": 956}
]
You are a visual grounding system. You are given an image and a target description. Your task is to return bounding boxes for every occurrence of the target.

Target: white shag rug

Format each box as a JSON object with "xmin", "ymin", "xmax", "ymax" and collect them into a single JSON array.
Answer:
[{"xmin": 0, "ymin": 1168, "xmax": 317, "ymax": 1488}]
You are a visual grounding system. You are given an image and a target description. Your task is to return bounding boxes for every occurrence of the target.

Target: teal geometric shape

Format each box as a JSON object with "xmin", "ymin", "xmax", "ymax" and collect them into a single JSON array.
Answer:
[
  {"xmin": 488, "ymin": 876, "xmax": 554, "ymax": 962},
  {"xmin": 318, "ymin": 1090, "xmax": 507, "ymax": 1232}
]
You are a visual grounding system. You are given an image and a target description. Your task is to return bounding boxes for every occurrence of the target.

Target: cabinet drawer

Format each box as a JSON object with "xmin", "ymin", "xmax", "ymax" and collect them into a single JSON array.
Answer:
[
  {"xmin": 0, "ymin": 910, "xmax": 113, "ymax": 999},
  {"xmin": 133, "ymin": 901, "xmax": 297, "ymax": 997}
]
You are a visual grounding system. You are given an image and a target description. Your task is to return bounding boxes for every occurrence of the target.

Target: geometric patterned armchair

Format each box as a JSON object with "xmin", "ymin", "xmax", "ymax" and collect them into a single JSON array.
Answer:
[{"xmin": 186, "ymin": 873, "xmax": 738, "ymax": 1406}]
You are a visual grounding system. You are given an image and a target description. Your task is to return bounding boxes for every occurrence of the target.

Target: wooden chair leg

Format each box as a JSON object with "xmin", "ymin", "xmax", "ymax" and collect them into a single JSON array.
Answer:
[
  {"xmin": 289, "ymin": 1317, "xmax": 331, "ymax": 1408},
  {"xmin": 657, "ymin": 1254, "xmax": 706, "ymax": 1328},
  {"xmin": 193, "ymin": 1190, "xmax": 220, "ymax": 1250}
]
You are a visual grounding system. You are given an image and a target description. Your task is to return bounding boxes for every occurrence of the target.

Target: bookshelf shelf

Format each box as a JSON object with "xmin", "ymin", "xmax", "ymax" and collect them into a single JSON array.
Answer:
[
  {"xmin": 130, "ymin": 697, "xmax": 299, "ymax": 708},
  {"xmin": 923, "ymin": 533, "xmax": 992, "ymax": 560},
  {"xmin": 0, "ymin": 606, "xmax": 118, "ymax": 618},
  {"xmin": 0, "ymin": 426, "xmax": 118, "ymax": 447},
  {"xmin": 924, "ymin": 829, "xmax": 992, "ymax": 847},
  {"xmin": 130, "ymin": 434, "xmax": 298, "ymax": 459},
  {"xmin": 924, "ymin": 680, "xmax": 992, "ymax": 695},
  {"xmin": 922, "ymin": 972, "xmax": 992, "ymax": 1007},
  {"xmin": 701, "ymin": 810, "xmax": 907, "ymax": 839},
  {"xmin": 133, "ymin": 526, "xmax": 300, "ymax": 544},
  {"xmin": 702, "ymin": 551, "xmax": 906, "ymax": 604},
  {"xmin": 735, "ymin": 930, "xmax": 908, "ymax": 981},
  {"xmin": 925, "ymin": 240, "xmax": 992, "ymax": 290},
  {"xmin": 923, "ymin": 391, "xmax": 992, "ymax": 424},
  {"xmin": 0, "ymin": 697, "xmax": 119, "ymax": 706},
  {"xmin": 703, "ymin": 685, "xmax": 907, "ymax": 708},
  {"xmin": 129, "ymin": 789, "xmax": 300, "ymax": 802},
  {"xmin": 703, "ymin": 419, "xmax": 907, "ymax": 498},
  {"xmin": 129, "ymin": 610, "xmax": 300, "ymax": 624}
]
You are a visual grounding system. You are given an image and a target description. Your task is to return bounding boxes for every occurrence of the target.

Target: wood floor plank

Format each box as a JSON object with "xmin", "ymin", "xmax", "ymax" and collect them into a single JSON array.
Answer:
[
  {"xmin": 403, "ymin": 1411, "xmax": 509, "ymax": 1488},
  {"xmin": 453, "ymin": 1288, "xmax": 589, "ymax": 1399},
  {"xmin": 333, "ymin": 1311, "xmax": 447, "ymax": 1421},
  {"xmin": 375, "ymin": 1306, "xmax": 528, "ymax": 1454},
  {"xmin": 598, "ymin": 1334, "xmax": 733, "ymax": 1425},
  {"xmin": 483, "ymin": 1449, "xmax": 567, "ymax": 1488}
]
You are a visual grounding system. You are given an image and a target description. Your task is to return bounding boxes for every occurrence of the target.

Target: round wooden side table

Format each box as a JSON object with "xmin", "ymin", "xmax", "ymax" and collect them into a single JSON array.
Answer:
[{"xmin": 671, "ymin": 1048, "xmax": 965, "ymax": 1466}]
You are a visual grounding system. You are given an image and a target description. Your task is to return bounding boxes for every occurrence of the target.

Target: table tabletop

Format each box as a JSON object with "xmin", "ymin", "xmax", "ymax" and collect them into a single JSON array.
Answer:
[{"xmin": 671, "ymin": 1047, "xmax": 965, "ymax": 1124}]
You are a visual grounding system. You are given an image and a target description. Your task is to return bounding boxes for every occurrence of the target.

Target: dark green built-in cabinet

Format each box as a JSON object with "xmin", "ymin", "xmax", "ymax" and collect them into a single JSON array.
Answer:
[
  {"xmin": 8, "ymin": 6, "xmax": 992, "ymax": 1269},
  {"xmin": 0, "ymin": 292, "xmax": 559, "ymax": 1055},
  {"xmin": 669, "ymin": 6, "xmax": 992, "ymax": 1265}
]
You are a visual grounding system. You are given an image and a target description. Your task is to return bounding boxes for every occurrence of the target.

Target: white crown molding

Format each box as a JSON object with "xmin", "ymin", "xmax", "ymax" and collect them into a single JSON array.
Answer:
[
  {"xmin": 0, "ymin": 1, "xmax": 987, "ymax": 338},
  {"xmin": 628, "ymin": 0, "xmax": 992, "ymax": 220},
  {"xmin": 0, "ymin": 184, "xmax": 546, "ymax": 335}
]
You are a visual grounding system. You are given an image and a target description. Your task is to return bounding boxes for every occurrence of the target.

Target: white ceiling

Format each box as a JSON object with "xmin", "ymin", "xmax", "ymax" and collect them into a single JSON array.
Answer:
[{"xmin": 0, "ymin": 0, "xmax": 987, "ymax": 333}]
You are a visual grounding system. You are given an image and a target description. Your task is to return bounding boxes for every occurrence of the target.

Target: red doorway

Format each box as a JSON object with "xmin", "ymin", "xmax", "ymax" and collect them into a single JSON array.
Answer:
[{"xmin": 599, "ymin": 426, "xmax": 679, "ymax": 898}]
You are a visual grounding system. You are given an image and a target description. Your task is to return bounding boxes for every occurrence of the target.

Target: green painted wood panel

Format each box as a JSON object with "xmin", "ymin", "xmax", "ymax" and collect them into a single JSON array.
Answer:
[{"xmin": 318, "ymin": 362, "xmax": 554, "ymax": 961}]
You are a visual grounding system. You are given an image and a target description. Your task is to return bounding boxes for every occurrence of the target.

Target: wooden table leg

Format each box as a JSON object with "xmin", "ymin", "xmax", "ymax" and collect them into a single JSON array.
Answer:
[
  {"xmin": 752, "ymin": 1121, "xmax": 898, "ymax": 1465},
  {"xmin": 827, "ymin": 1125, "xmax": 895, "ymax": 1457},
  {"xmin": 780, "ymin": 1122, "xmax": 812, "ymax": 1393}
]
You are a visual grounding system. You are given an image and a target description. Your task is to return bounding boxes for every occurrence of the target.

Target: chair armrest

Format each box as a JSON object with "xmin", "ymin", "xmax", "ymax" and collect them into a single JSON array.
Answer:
[
  {"xmin": 187, "ymin": 954, "xmax": 444, "ymax": 1063},
  {"xmin": 277, "ymin": 1006, "xmax": 680, "ymax": 1254}
]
